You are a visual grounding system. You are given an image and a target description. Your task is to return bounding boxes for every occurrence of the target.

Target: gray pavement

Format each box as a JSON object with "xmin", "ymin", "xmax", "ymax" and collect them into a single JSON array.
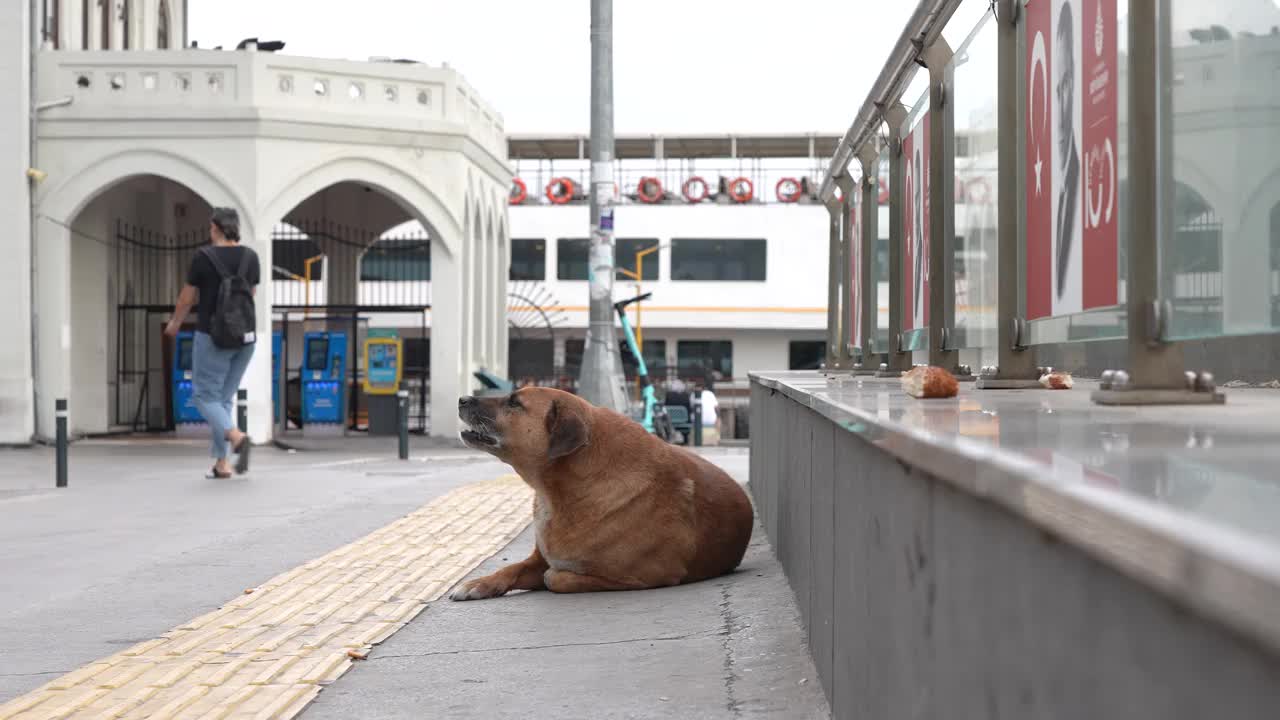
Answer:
[
  {"xmin": 304, "ymin": 451, "xmax": 829, "ymax": 720},
  {"xmin": 0, "ymin": 441, "xmax": 829, "ymax": 719}
]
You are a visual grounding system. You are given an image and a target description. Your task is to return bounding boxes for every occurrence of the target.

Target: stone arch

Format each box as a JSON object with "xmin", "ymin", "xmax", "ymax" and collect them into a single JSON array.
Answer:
[
  {"xmin": 38, "ymin": 147, "xmax": 253, "ymax": 237},
  {"xmin": 261, "ymin": 154, "xmax": 461, "ymax": 258}
]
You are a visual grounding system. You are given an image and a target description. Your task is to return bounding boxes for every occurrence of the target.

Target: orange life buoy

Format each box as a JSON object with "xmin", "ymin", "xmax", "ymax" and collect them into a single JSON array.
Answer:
[
  {"xmin": 775, "ymin": 177, "xmax": 803, "ymax": 203},
  {"xmin": 545, "ymin": 177, "xmax": 575, "ymax": 205},
  {"xmin": 637, "ymin": 176, "xmax": 664, "ymax": 204},
  {"xmin": 509, "ymin": 178, "xmax": 528, "ymax": 205},
  {"xmin": 682, "ymin": 176, "xmax": 709, "ymax": 204},
  {"xmin": 728, "ymin": 177, "xmax": 754, "ymax": 204}
]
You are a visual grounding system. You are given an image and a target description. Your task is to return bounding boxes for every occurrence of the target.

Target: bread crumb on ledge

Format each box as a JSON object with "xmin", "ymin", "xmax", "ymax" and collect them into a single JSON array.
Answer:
[{"xmin": 901, "ymin": 366, "xmax": 960, "ymax": 399}]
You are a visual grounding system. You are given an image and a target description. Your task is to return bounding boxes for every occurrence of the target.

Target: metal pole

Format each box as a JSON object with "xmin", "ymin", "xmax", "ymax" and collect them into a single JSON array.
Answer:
[
  {"xmin": 55, "ymin": 398, "xmax": 67, "ymax": 488},
  {"xmin": 397, "ymin": 389, "xmax": 409, "ymax": 460},
  {"xmin": 578, "ymin": 0, "xmax": 627, "ymax": 411},
  {"xmin": 923, "ymin": 38, "xmax": 970, "ymax": 378},
  {"xmin": 237, "ymin": 388, "xmax": 247, "ymax": 433},
  {"xmin": 1091, "ymin": 0, "xmax": 1221, "ymax": 405},
  {"xmin": 822, "ymin": 198, "xmax": 842, "ymax": 372},
  {"xmin": 692, "ymin": 389, "xmax": 703, "ymax": 447},
  {"xmin": 877, "ymin": 104, "xmax": 914, "ymax": 377},
  {"xmin": 857, "ymin": 142, "xmax": 881, "ymax": 368},
  {"xmin": 977, "ymin": 0, "xmax": 1042, "ymax": 389},
  {"xmin": 834, "ymin": 173, "xmax": 857, "ymax": 371}
]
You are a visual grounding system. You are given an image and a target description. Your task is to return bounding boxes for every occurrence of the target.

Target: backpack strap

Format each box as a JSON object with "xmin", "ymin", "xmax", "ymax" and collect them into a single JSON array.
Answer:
[
  {"xmin": 201, "ymin": 246, "xmax": 249, "ymax": 280},
  {"xmin": 235, "ymin": 246, "xmax": 253, "ymax": 279}
]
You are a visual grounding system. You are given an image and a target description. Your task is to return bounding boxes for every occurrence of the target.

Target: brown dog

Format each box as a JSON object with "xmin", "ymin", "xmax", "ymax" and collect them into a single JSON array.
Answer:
[{"xmin": 450, "ymin": 388, "xmax": 753, "ymax": 599}]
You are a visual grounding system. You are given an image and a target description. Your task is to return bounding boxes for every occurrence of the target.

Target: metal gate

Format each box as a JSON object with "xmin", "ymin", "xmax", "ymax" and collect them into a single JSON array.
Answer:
[{"xmin": 112, "ymin": 220, "xmax": 205, "ymax": 431}]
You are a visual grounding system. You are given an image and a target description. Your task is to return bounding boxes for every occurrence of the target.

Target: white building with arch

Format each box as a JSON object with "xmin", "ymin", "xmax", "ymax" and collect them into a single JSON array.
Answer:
[{"xmin": 2, "ymin": 0, "xmax": 511, "ymax": 444}]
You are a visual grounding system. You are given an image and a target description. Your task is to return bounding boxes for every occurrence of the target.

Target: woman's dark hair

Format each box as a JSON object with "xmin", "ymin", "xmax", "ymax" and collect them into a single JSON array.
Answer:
[{"xmin": 210, "ymin": 207, "xmax": 241, "ymax": 241}]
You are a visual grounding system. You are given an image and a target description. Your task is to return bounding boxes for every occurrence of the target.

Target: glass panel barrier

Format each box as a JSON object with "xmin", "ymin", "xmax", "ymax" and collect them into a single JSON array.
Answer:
[
  {"xmin": 1164, "ymin": 0, "xmax": 1280, "ymax": 339},
  {"xmin": 900, "ymin": 87, "xmax": 931, "ymax": 353},
  {"xmin": 1023, "ymin": 0, "xmax": 1129, "ymax": 346},
  {"xmin": 950, "ymin": 8, "xmax": 999, "ymax": 368}
]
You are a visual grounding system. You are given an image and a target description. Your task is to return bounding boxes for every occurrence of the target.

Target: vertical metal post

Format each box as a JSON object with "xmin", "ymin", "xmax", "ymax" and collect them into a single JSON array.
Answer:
[
  {"xmin": 397, "ymin": 389, "xmax": 409, "ymax": 460},
  {"xmin": 692, "ymin": 389, "xmax": 703, "ymax": 447},
  {"xmin": 579, "ymin": 0, "xmax": 628, "ymax": 411},
  {"xmin": 922, "ymin": 38, "xmax": 970, "ymax": 379},
  {"xmin": 857, "ymin": 142, "xmax": 881, "ymax": 369},
  {"xmin": 877, "ymin": 103, "xmax": 914, "ymax": 377},
  {"xmin": 55, "ymin": 398, "xmax": 68, "ymax": 488},
  {"xmin": 276, "ymin": 323, "xmax": 288, "ymax": 436},
  {"xmin": 834, "ymin": 172, "xmax": 857, "ymax": 371},
  {"xmin": 978, "ymin": 0, "xmax": 1043, "ymax": 389},
  {"xmin": 822, "ymin": 197, "xmax": 843, "ymax": 372},
  {"xmin": 236, "ymin": 388, "xmax": 247, "ymax": 433},
  {"xmin": 1091, "ymin": 0, "xmax": 1222, "ymax": 405}
]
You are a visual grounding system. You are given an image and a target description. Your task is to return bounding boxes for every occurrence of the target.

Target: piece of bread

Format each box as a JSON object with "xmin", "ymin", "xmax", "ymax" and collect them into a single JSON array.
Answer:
[
  {"xmin": 1039, "ymin": 371, "xmax": 1074, "ymax": 390},
  {"xmin": 901, "ymin": 366, "xmax": 960, "ymax": 399}
]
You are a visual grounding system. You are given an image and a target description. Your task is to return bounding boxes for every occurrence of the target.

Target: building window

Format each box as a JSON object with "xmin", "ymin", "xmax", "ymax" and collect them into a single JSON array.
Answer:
[
  {"xmin": 671, "ymin": 239, "xmax": 766, "ymax": 281},
  {"xmin": 157, "ymin": 0, "xmax": 170, "ymax": 49},
  {"xmin": 558, "ymin": 238, "xmax": 660, "ymax": 281},
  {"xmin": 677, "ymin": 340, "xmax": 733, "ymax": 380},
  {"xmin": 360, "ymin": 239, "xmax": 431, "ymax": 281},
  {"xmin": 510, "ymin": 238, "xmax": 546, "ymax": 281},
  {"xmin": 82, "ymin": 0, "xmax": 89, "ymax": 48},
  {"xmin": 564, "ymin": 339, "xmax": 666, "ymax": 381},
  {"xmin": 615, "ymin": 238, "xmax": 659, "ymax": 281},
  {"xmin": 788, "ymin": 341, "xmax": 826, "ymax": 370},
  {"xmin": 271, "ymin": 239, "xmax": 325, "ymax": 281},
  {"xmin": 121, "ymin": 0, "xmax": 130, "ymax": 49},
  {"xmin": 101, "ymin": 0, "xmax": 110, "ymax": 49},
  {"xmin": 508, "ymin": 338, "xmax": 554, "ymax": 380},
  {"xmin": 43, "ymin": 0, "xmax": 60, "ymax": 48},
  {"xmin": 557, "ymin": 238, "xmax": 589, "ymax": 280}
]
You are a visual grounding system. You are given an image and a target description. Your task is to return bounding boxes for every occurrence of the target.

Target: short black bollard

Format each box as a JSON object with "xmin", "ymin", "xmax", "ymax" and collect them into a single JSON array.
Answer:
[
  {"xmin": 397, "ymin": 390, "xmax": 410, "ymax": 460},
  {"xmin": 692, "ymin": 391, "xmax": 703, "ymax": 447},
  {"xmin": 237, "ymin": 388, "xmax": 248, "ymax": 433},
  {"xmin": 55, "ymin": 398, "xmax": 68, "ymax": 488}
]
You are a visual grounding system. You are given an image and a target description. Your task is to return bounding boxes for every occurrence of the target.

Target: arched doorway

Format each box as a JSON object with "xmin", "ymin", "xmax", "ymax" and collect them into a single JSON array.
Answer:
[
  {"xmin": 59, "ymin": 174, "xmax": 219, "ymax": 434},
  {"xmin": 266, "ymin": 180, "xmax": 447, "ymax": 436}
]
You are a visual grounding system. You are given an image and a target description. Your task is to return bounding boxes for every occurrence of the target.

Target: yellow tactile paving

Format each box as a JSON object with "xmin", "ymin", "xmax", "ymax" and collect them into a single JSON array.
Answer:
[{"xmin": 0, "ymin": 475, "xmax": 532, "ymax": 720}]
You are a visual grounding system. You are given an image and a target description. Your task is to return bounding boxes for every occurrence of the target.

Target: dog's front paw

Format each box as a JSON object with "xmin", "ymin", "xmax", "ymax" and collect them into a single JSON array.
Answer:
[{"xmin": 448, "ymin": 575, "xmax": 509, "ymax": 601}]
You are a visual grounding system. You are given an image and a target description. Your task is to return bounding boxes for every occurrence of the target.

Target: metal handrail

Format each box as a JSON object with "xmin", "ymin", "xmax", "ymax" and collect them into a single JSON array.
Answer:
[{"xmin": 817, "ymin": 0, "xmax": 965, "ymax": 202}]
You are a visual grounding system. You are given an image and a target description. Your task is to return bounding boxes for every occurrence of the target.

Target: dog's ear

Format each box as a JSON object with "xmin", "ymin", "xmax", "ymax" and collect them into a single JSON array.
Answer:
[{"xmin": 545, "ymin": 399, "xmax": 589, "ymax": 460}]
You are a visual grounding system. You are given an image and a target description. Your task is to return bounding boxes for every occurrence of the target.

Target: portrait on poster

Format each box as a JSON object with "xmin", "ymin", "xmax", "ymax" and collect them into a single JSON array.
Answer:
[{"xmin": 1025, "ymin": 0, "xmax": 1117, "ymax": 320}]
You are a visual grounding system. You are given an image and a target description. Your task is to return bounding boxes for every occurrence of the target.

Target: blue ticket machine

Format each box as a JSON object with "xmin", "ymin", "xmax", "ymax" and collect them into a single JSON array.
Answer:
[
  {"xmin": 301, "ymin": 331, "xmax": 347, "ymax": 425},
  {"xmin": 271, "ymin": 331, "xmax": 283, "ymax": 423},
  {"xmin": 172, "ymin": 331, "xmax": 203, "ymax": 424}
]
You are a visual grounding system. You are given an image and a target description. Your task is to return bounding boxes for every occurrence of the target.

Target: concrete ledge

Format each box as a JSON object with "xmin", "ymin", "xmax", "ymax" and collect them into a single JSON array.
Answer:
[{"xmin": 750, "ymin": 371, "xmax": 1280, "ymax": 718}]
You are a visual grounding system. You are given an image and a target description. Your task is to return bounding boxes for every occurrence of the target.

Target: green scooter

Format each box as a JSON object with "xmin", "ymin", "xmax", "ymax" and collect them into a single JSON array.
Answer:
[{"xmin": 613, "ymin": 293, "xmax": 676, "ymax": 443}]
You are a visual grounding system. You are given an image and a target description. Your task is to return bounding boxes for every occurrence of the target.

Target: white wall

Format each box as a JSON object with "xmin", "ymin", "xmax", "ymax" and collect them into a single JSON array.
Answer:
[{"xmin": 0, "ymin": 0, "xmax": 33, "ymax": 443}]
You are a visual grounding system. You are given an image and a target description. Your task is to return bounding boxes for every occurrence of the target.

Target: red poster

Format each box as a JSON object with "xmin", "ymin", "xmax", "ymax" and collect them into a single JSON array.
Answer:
[
  {"xmin": 903, "ymin": 113, "xmax": 930, "ymax": 331},
  {"xmin": 849, "ymin": 191, "xmax": 863, "ymax": 349},
  {"xmin": 1082, "ymin": 0, "xmax": 1118, "ymax": 308},
  {"xmin": 1025, "ymin": 0, "xmax": 1118, "ymax": 320}
]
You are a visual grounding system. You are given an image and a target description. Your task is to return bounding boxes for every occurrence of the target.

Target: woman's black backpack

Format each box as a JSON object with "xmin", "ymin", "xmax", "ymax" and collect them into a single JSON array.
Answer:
[{"xmin": 201, "ymin": 246, "xmax": 257, "ymax": 349}]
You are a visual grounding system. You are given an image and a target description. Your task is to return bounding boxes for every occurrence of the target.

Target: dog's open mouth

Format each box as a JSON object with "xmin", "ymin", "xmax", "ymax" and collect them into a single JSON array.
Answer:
[{"xmin": 460, "ymin": 425, "xmax": 499, "ymax": 449}]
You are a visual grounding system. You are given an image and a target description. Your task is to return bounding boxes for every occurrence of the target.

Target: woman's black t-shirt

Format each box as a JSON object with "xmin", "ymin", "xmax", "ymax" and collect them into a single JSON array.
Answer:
[{"xmin": 185, "ymin": 245, "xmax": 261, "ymax": 335}]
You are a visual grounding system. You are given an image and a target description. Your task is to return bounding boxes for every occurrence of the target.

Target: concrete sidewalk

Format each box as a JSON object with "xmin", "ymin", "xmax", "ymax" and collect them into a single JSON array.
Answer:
[
  {"xmin": 0, "ymin": 444, "xmax": 828, "ymax": 719},
  {"xmin": 304, "ymin": 523, "xmax": 829, "ymax": 720}
]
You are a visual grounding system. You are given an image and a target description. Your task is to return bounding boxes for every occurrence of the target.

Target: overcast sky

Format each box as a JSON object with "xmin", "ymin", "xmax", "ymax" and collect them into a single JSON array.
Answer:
[{"xmin": 190, "ymin": 0, "xmax": 993, "ymax": 136}]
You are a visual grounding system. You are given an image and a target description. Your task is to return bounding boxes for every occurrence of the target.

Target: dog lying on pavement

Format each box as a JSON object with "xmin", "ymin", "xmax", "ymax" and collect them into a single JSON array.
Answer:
[{"xmin": 451, "ymin": 388, "xmax": 753, "ymax": 600}]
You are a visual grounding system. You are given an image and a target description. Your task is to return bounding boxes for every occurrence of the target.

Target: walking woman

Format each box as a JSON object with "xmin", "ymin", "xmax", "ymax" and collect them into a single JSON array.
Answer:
[{"xmin": 165, "ymin": 208, "xmax": 260, "ymax": 478}]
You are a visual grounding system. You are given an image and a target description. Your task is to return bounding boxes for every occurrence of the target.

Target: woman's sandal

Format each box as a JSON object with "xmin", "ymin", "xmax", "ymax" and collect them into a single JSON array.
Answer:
[
  {"xmin": 206, "ymin": 466, "xmax": 233, "ymax": 479},
  {"xmin": 234, "ymin": 437, "xmax": 252, "ymax": 475}
]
